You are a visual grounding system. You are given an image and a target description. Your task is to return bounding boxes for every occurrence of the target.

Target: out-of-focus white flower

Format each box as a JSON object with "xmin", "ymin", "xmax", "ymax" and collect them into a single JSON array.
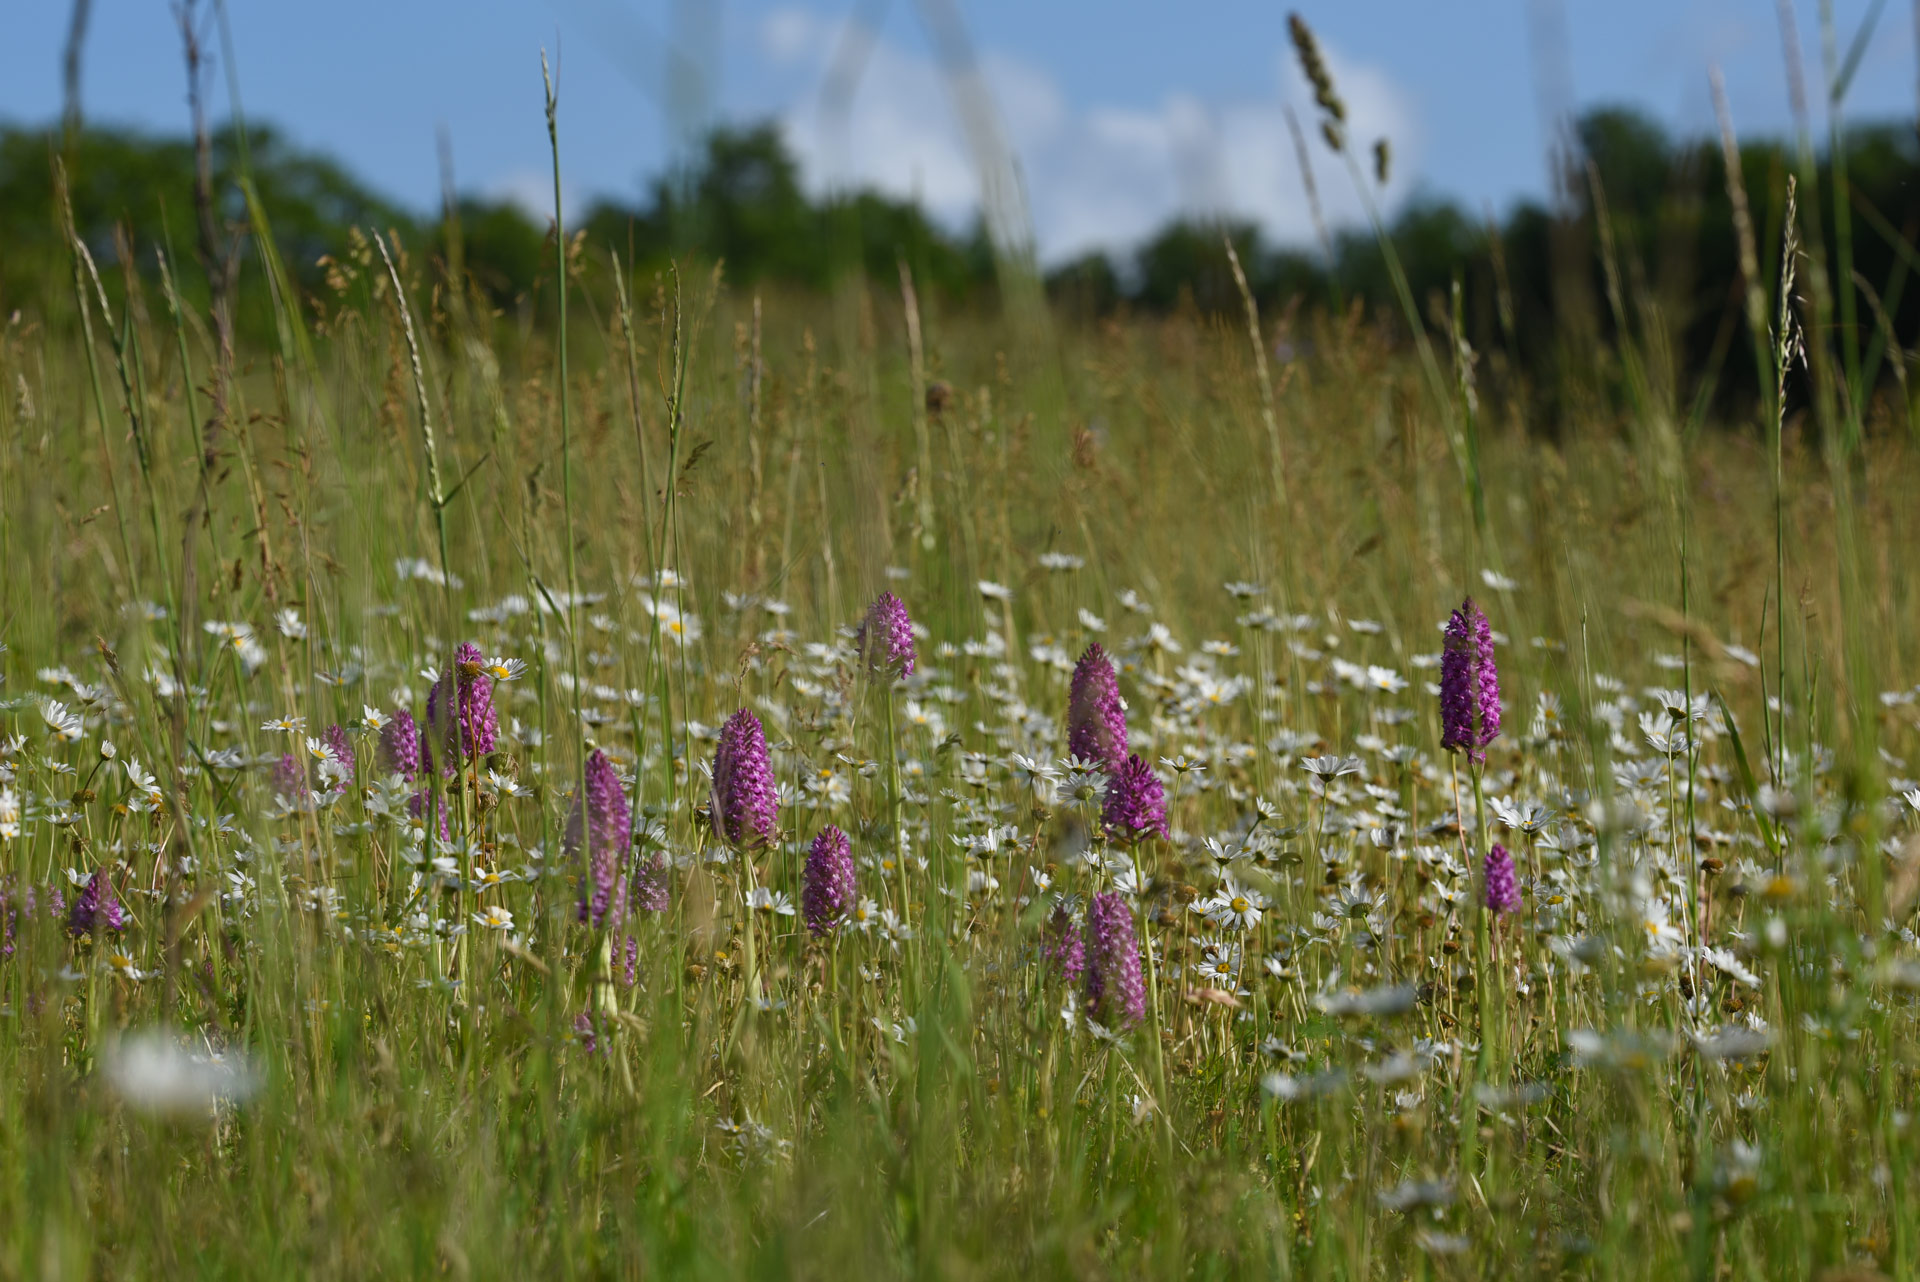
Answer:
[{"xmin": 103, "ymin": 1031, "xmax": 259, "ymax": 1116}]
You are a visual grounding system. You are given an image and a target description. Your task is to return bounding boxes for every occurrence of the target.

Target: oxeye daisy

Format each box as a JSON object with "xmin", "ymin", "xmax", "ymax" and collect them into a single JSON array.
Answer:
[
  {"xmin": 1204, "ymin": 876, "xmax": 1266, "ymax": 931},
  {"xmin": 472, "ymin": 905, "xmax": 515, "ymax": 931},
  {"xmin": 748, "ymin": 887, "xmax": 796, "ymax": 917},
  {"xmin": 41, "ymin": 700, "xmax": 85, "ymax": 742},
  {"xmin": 483, "ymin": 657, "xmax": 526, "ymax": 682}
]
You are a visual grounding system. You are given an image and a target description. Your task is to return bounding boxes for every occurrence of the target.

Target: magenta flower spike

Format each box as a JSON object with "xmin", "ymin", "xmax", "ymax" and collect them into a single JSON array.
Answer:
[
  {"xmin": 379, "ymin": 709, "xmax": 421, "ymax": 780},
  {"xmin": 1044, "ymin": 897, "xmax": 1086, "ymax": 985},
  {"xmin": 802, "ymin": 825, "xmax": 858, "ymax": 936},
  {"xmin": 269, "ymin": 753, "xmax": 309, "ymax": 804},
  {"xmin": 323, "ymin": 723, "xmax": 355, "ymax": 776},
  {"xmin": 712, "ymin": 709, "xmax": 779, "ymax": 850},
  {"xmin": 427, "ymin": 642, "xmax": 499, "ymax": 770},
  {"xmin": 1101, "ymin": 754, "xmax": 1169, "ymax": 845},
  {"xmin": 567, "ymin": 749, "xmax": 632, "ymax": 930},
  {"xmin": 1083, "ymin": 891, "xmax": 1145, "ymax": 1029},
  {"xmin": 66, "ymin": 869, "xmax": 128, "ymax": 939},
  {"xmin": 1440, "ymin": 597, "xmax": 1500, "ymax": 765},
  {"xmin": 1483, "ymin": 844, "xmax": 1521, "ymax": 915},
  {"xmin": 632, "ymin": 853, "xmax": 671, "ymax": 913},
  {"xmin": 856, "ymin": 591, "xmax": 917, "ymax": 681},
  {"xmin": 1067, "ymin": 643, "xmax": 1128, "ymax": 771}
]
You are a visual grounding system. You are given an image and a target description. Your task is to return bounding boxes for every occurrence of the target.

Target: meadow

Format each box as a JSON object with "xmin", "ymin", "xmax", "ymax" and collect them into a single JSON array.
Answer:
[{"xmin": 5, "ymin": 47, "xmax": 1920, "ymax": 1277}]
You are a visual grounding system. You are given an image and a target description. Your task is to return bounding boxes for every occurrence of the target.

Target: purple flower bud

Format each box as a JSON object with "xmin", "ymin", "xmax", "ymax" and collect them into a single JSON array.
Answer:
[
  {"xmin": 379, "ymin": 709, "xmax": 421, "ymax": 780},
  {"xmin": 1044, "ymin": 896, "xmax": 1085, "ymax": 984},
  {"xmin": 856, "ymin": 591, "xmax": 917, "ymax": 680},
  {"xmin": 1483, "ymin": 843, "xmax": 1521, "ymax": 915},
  {"xmin": 269, "ymin": 752, "xmax": 309, "ymax": 804},
  {"xmin": 1083, "ymin": 891, "xmax": 1145, "ymax": 1029},
  {"xmin": 1101, "ymin": 754, "xmax": 1169, "ymax": 845},
  {"xmin": 427, "ymin": 642, "xmax": 498, "ymax": 769},
  {"xmin": 1068, "ymin": 643, "xmax": 1128, "ymax": 771},
  {"xmin": 67, "ymin": 869, "xmax": 127, "ymax": 939},
  {"xmin": 567, "ymin": 750, "xmax": 632, "ymax": 930},
  {"xmin": 712, "ymin": 709, "xmax": 779, "ymax": 850},
  {"xmin": 1440, "ymin": 597, "xmax": 1500, "ymax": 765},
  {"xmin": 323, "ymin": 723, "xmax": 355, "ymax": 777},
  {"xmin": 802, "ymin": 825, "xmax": 857, "ymax": 936}
]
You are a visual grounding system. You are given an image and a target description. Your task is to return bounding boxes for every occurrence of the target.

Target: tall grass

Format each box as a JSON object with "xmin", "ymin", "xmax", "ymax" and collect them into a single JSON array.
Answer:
[{"xmin": 1, "ymin": 44, "xmax": 1920, "ymax": 1278}]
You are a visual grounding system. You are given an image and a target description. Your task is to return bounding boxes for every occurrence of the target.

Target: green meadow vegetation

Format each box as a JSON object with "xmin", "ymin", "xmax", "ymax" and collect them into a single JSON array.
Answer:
[{"xmin": 5, "ymin": 11, "xmax": 1920, "ymax": 1279}]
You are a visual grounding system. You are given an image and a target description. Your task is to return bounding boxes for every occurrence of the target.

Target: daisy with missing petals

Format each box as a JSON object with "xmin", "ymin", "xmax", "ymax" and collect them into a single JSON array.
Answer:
[
  {"xmin": 361, "ymin": 706, "xmax": 391, "ymax": 732},
  {"xmin": 262, "ymin": 715, "xmax": 307, "ymax": 736}
]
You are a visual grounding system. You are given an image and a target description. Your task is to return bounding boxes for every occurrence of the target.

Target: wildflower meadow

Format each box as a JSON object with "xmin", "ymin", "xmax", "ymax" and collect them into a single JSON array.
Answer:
[{"xmin": 5, "ymin": 14, "xmax": 1920, "ymax": 1280}]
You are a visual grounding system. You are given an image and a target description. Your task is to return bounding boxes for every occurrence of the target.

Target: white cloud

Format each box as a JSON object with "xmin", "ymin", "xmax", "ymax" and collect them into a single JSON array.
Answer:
[{"xmin": 757, "ymin": 7, "xmax": 1421, "ymax": 264}]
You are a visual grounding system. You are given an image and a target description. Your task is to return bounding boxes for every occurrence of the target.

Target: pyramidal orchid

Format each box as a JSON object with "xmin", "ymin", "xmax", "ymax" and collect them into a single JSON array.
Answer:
[
  {"xmin": 1484, "ymin": 843, "xmax": 1521, "ymax": 915},
  {"xmin": 567, "ymin": 749, "xmax": 631, "ymax": 930},
  {"xmin": 802, "ymin": 825, "xmax": 857, "ymax": 936},
  {"xmin": 1439, "ymin": 597, "xmax": 1500, "ymax": 765},
  {"xmin": 378, "ymin": 709, "xmax": 421, "ymax": 780},
  {"xmin": 1067, "ymin": 643, "xmax": 1128, "ymax": 772},
  {"xmin": 67, "ymin": 869, "xmax": 128, "ymax": 939},
  {"xmin": 712, "ymin": 709, "xmax": 779, "ymax": 850},
  {"xmin": 427, "ymin": 642, "xmax": 499, "ymax": 769},
  {"xmin": 1101, "ymin": 754, "xmax": 1169, "ymax": 845},
  {"xmin": 1083, "ymin": 891, "xmax": 1145, "ymax": 1029},
  {"xmin": 1045, "ymin": 897, "xmax": 1086, "ymax": 985},
  {"xmin": 856, "ymin": 591, "xmax": 917, "ymax": 681}
]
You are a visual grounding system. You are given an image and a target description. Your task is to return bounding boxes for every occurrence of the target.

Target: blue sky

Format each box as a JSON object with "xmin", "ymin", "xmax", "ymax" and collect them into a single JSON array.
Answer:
[{"xmin": 2, "ymin": 1, "xmax": 1913, "ymax": 262}]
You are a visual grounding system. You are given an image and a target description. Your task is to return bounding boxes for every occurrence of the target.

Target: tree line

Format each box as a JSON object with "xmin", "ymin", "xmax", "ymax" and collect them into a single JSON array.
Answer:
[{"xmin": 3, "ymin": 108, "xmax": 1916, "ymax": 426}]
